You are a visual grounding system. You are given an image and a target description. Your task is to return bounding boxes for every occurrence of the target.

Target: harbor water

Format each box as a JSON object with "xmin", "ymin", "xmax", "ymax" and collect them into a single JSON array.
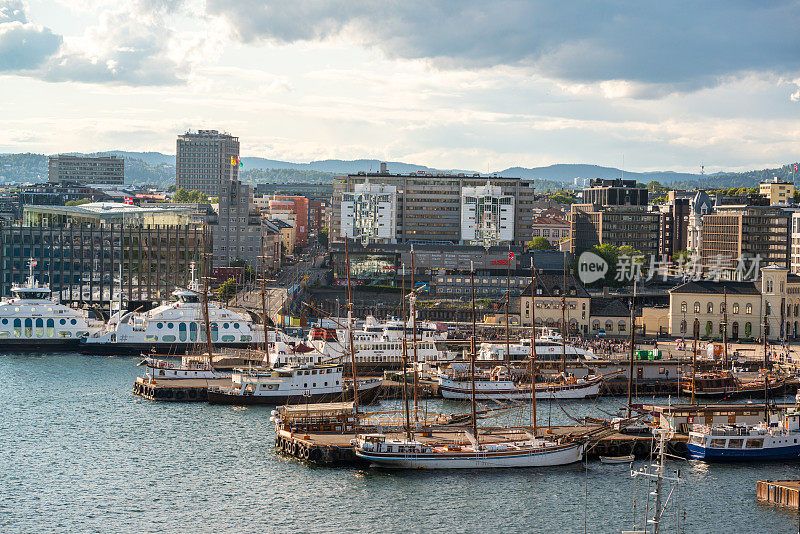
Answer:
[{"xmin": 2, "ymin": 353, "xmax": 800, "ymax": 533}]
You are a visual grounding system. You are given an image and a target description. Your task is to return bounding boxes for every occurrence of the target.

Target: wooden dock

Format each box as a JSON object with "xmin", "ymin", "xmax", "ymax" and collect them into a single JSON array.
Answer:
[
  {"xmin": 274, "ymin": 423, "xmax": 688, "ymax": 466},
  {"xmin": 133, "ymin": 377, "xmax": 232, "ymax": 402},
  {"xmin": 757, "ymin": 480, "xmax": 800, "ymax": 510}
]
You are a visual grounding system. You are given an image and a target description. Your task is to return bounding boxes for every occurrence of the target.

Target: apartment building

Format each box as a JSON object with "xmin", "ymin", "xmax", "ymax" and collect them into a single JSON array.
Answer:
[
  {"xmin": 331, "ymin": 167, "xmax": 538, "ymax": 246},
  {"xmin": 701, "ymin": 205, "xmax": 790, "ymax": 271},
  {"xmin": 176, "ymin": 130, "xmax": 240, "ymax": 196},
  {"xmin": 760, "ymin": 176, "xmax": 795, "ymax": 205},
  {"xmin": 213, "ymin": 175, "xmax": 262, "ymax": 268},
  {"xmin": 569, "ymin": 203, "xmax": 661, "ymax": 256},
  {"xmin": 48, "ymin": 155, "xmax": 124, "ymax": 185}
]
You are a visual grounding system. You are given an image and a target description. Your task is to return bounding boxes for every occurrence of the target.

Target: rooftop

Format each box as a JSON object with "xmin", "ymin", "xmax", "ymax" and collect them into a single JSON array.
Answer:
[{"xmin": 668, "ymin": 280, "xmax": 761, "ymax": 295}]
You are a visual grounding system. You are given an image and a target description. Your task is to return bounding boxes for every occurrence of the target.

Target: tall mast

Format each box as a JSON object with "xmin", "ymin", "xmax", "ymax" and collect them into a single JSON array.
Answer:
[
  {"xmin": 529, "ymin": 259, "xmax": 538, "ymax": 435},
  {"xmin": 200, "ymin": 226, "xmax": 214, "ymax": 365},
  {"xmin": 561, "ymin": 252, "xmax": 567, "ymax": 373},
  {"xmin": 344, "ymin": 238, "xmax": 360, "ymax": 414},
  {"xmin": 691, "ymin": 318, "xmax": 698, "ymax": 405},
  {"xmin": 722, "ymin": 287, "xmax": 728, "ymax": 369},
  {"xmin": 626, "ymin": 278, "xmax": 636, "ymax": 418},
  {"xmin": 411, "ymin": 245, "xmax": 419, "ymax": 423},
  {"xmin": 505, "ymin": 243, "xmax": 511, "ymax": 364},
  {"xmin": 401, "ymin": 263, "xmax": 412, "ymax": 441},
  {"xmin": 260, "ymin": 233, "xmax": 269, "ymax": 352},
  {"xmin": 764, "ymin": 310, "xmax": 769, "ymax": 423},
  {"xmin": 469, "ymin": 261, "xmax": 478, "ymax": 443}
]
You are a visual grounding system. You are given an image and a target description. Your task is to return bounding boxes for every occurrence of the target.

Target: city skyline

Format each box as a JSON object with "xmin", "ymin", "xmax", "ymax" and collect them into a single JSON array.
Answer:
[{"xmin": 0, "ymin": 1, "xmax": 798, "ymax": 174}]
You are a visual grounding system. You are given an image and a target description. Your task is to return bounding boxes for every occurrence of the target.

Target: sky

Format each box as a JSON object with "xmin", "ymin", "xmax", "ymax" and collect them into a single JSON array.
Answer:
[{"xmin": 0, "ymin": 0, "xmax": 798, "ymax": 173}]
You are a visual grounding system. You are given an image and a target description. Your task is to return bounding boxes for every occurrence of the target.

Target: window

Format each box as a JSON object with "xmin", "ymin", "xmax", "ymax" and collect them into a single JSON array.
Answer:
[
  {"xmin": 728, "ymin": 439, "xmax": 744, "ymax": 448},
  {"xmin": 710, "ymin": 439, "xmax": 727, "ymax": 448},
  {"xmin": 733, "ymin": 303, "xmax": 739, "ymax": 314},
  {"xmin": 681, "ymin": 301, "xmax": 687, "ymax": 313},
  {"xmin": 746, "ymin": 303, "xmax": 752, "ymax": 315},
  {"xmin": 707, "ymin": 303, "xmax": 713, "ymax": 314},
  {"xmin": 694, "ymin": 302, "xmax": 700, "ymax": 313},
  {"xmin": 745, "ymin": 438, "xmax": 764, "ymax": 449},
  {"xmin": 680, "ymin": 320, "xmax": 687, "ymax": 333}
]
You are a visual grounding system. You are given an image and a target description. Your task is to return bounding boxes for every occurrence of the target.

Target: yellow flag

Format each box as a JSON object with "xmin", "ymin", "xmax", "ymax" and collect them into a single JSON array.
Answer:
[{"xmin": 230, "ymin": 156, "xmax": 236, "ymax": 165}]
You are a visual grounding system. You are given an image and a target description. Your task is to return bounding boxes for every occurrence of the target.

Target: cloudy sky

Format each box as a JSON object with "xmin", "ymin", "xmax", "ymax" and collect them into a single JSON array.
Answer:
[{"xmin": 0, "ymin": 0, "xmax": 798, "ymax": 173}]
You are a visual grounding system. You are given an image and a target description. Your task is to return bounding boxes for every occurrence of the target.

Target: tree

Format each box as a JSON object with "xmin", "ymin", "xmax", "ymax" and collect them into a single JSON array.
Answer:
[
  {"xmin": 218, "ymin": 278, "xmax": 236, "ymax": 302},
  {"xmin": 549, "ymin": 193, "xmax": 577, "ymax": 204},
  {"xmin": 65, "ymin": 198, "xmax": 91, "ymax": 206},
  {"xmin": 173, "ymin": 188, "xmax": 208, "ymax": 203},
  {"xmin": 318, "ymin": 227, "xmax": 329, "ymax": 249},
  {"xmin": 527, "ymin": 236, "xmax": 554, "ymax": 250}
]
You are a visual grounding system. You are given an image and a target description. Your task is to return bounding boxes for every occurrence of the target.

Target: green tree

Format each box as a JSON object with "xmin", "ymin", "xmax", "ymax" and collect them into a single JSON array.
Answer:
[
  {"xmin": 218, "ymin": 278, "xmax": 236, "ymax": 301},
  {"xmin": 173, "ymin": 188, "xmax": 208, "ymax": 203},
  {"xmin": 549, "ymin": 192, "xmax": 577, "ymax": 204},
  {"xmin": 527, "ymin": 236, "xmax": 554, "ymax": 250},
  {"xmin": 65, "ymin": 198, "xmax": 91, "ymax": 206},
  {"xmin": 318, "ymin": 227, "xmax": 329, "ymax": 249}
]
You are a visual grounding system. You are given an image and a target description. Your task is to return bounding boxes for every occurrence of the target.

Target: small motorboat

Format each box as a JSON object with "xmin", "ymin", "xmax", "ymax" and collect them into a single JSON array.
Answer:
[{"xmin": 600, "ymin": 454, "xmax": 635, "ymax": 464}]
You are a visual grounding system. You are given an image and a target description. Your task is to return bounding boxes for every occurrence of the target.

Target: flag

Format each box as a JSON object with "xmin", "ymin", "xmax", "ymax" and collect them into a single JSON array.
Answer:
[
  {"xmin": 794, "ymin": 163, "xmax": 798, "ymax": 172},
  {"xmin": 231, "ymin": 155, "xmax": 243, "ymax": 167},
  {"xmin": 31, "ymin": 260, "xmax": 37, "ymax": 267},
  {"xmin": 508, "ymin": 251, "xmax": 515, "ymax": 260},
  {"xmin": 124, "ymin": 197, "xmax": 134, "ymax": 205}
]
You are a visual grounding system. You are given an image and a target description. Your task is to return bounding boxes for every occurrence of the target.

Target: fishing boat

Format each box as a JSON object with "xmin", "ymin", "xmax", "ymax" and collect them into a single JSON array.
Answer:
[
  {"xmin": 438, "ymin": 364, "xmax": 609, "ymax": 401},
  {"xmin": 0, "ymin": 259, "xmax": 104, "ymax": 349},
  {"xmin": 681, "ymin": 369, "xmax": 785, "ymax": 398},
  {"xmin": 353, "ymin": 257, "xmax": 586, "ymax": 469}
]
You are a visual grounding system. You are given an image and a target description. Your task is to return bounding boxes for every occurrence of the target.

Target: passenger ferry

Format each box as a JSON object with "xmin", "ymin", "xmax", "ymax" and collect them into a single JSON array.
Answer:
[
  {"xmin": 206, "ymin": 364, "xmax": 383, "ymax": 405},
  {"xmin": 477, "ymin": 330, "xmax": 596, "ymax": 362},
  {"xmin": 687, "ymin": 405, "xmax": 800, "ymax": 461},
  {"xmin": 82, "ymin": 266, "xmax": 259, "ymax": 354},
  {"xmin": 0, "ymin": 260, "xmax": 104, "ymax": 349},
  {"xmin": 438, "ymin": 364, "xmax": 606, "ymax": 401},
  {"xmin": 305, "ymin": 317, "xmax": 446, "ymax": 369}
]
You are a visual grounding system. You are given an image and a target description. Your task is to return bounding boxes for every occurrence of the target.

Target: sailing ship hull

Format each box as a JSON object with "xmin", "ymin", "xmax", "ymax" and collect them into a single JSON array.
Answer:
[
  {"xmin": 681, "ymin": 382, "xmax": 785, "ymax": 399},
  {"xmin": 355, "ymin": 442, "xmax": 584, "ymax": 469},
  {"xmin": 207, "ymin": 380, "xmax": 383, "ymax": 406},
  {"xmin": 438, "ymin": 377, "xmax": 602, "ymax": 401}
]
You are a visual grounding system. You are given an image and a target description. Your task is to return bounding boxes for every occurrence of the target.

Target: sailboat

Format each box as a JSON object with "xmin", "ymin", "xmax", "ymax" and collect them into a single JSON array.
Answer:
[{"xmin": 353, "ymin": 259, "xmax": 585, "ymax": 469}]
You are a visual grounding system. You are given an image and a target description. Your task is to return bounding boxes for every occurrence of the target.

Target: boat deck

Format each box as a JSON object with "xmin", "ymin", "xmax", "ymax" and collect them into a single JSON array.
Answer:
[{"xmin": 133, "ymin": 376, "xmax": 232, "ymax": 402}]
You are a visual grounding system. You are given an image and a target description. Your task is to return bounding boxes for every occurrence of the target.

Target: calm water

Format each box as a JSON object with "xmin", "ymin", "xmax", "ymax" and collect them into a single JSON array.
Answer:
[{"xmin": 2, "ymin": 353, "xmax": 799, "ymax": 533}]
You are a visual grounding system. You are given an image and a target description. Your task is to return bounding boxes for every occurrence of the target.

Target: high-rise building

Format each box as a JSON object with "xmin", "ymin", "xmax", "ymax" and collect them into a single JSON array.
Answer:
[
  {"xmin": 176, "ymin": 130, "xmax": 240, "ymax": 196},
  {"xmin": 569, "ymin": 203, "xmax": 661, "ymax": 256},
  {"xmin": 331, "ymin": 168, "xmax": 537, "ymax": 245},
  {"xmin": 213, "ymin": 174, "xmax": 262, "ymax": 268},
  {"xmin": 701, "ymin": 205, "xmax": 790, "ymax": 272},
  {"xmin": 581, "ymin": 179, "xmax": 648, "ymax": 206},
  {"xmin": 48, "ymin": 155, "xmax": 124, "ymax": 185},
  {"xmin": 460, "ymin": 182, "xmax": 515, "ymax": 246},
  {"xmin": 340, "ymin": 180, "xmax": 397, "ymax": 245}
]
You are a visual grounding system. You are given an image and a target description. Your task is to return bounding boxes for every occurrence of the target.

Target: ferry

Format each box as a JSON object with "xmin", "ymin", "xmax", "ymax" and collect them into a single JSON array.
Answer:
[
  {"xmin": 138, "ymin": 355, "xmax": 222, "ymax": 380},
  {"xmin": 0, "ymin": 260, "xmax": 104, "ymax": 349},
  {"xmin": 353, "ymin": 431, "xmax": 584, "ymax": 469},
  {"xmin": 477, "ymin": 330, "xmax": 596, "ymax": 362},
  {"xmin": 438, "ymin": 364, "xmax": 606, "ymax": 401},
  {"xmin": 687, "ymin": 408, "xmax": 800, "ymax": 461},
  {"xmin": 305, "ymin": 317, "xmax": 446, "ymax": 369},
  {"xmin": 206, "ymin": 364, "xmax": 383, "ymax": 405},
  {"xmin": 82, "ymin": 266, "xmax": 260, "ymax": 354}
]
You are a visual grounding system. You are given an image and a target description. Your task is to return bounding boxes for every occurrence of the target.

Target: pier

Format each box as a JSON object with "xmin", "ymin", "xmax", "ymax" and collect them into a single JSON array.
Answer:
[
  {"xmin": 133, "ymin": 377, "xmax": 232, "ymax": 402},
  {"xmin": 757, "ymin": 480, "xmax": 800, "ymax": 510}
]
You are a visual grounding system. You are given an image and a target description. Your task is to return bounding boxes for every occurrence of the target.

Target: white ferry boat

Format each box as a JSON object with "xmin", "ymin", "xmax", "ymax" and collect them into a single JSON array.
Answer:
[
  {"xmin": 353, "ymin": 431, "xmax": 584, "ymax": 469},
  {"xmin": 687, "ymin": 403, "xmax": 800, "ymax": 461},
  {"xmin": 305, "ymin": 317, "xmax": 445, "ymax": 369},
  {"xmin": 138, "ymin": 355, "xmax": 222, "ymax": 380},
  {"xmin": 438, "ymin": 364, "xmax": 607, "ymax": 401},
  {"xmin": 82, "ymin": 267, "xmax": 259, "ymax": 354},
  {"xmin": 206, "ymin": 363, "xmax": 383, "ymax": 405},
  {"xmin": 477, "ymin": 330, "xmax": 595, "ymax": 362},
  {"xmin": 0, "ymin": 260, "xmax": 104, "ymax": 349}
]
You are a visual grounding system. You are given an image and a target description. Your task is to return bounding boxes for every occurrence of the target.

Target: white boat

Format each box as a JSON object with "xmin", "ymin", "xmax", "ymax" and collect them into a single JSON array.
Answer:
[
  {"xmin": 138, "ymin": 355, "xmax": 223, "ymax": 380},
  {"xmin": 0, "ymin": 260, "xmax": 104, "ymax": 349},
  {"xmin": 353, "ymin": 431, "xmax": 584, "ymax": 469},
  {"xmin": 82, "ymin": 265, "xmax": 260, "ymax": 354},
  {"xmin": 305, "ymin": 317, "xmax": 445, "ymax": 368},
  {"xmin": 477, "ymin": 331, "xmax": 596, "ymax": 362},
  {"xmin": 600, "ymin": 454, "xmax": 634, "ymax": 464},
  {"xmin": 438, "ymin": 365, "xmax": 606, "ymax": 401},
  {"xmin": 207, "ymin": 363, "xmax": 383, "ymax": 405},
  {"xmin": 687, "ymin": 409, "xmax": 800, "ymax": 461}
]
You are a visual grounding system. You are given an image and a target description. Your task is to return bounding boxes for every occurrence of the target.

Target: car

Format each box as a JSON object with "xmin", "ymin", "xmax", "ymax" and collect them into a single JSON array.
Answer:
[{"xmin": 279, "ymin": 281, "xmax": 286, "ymax": 286}]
